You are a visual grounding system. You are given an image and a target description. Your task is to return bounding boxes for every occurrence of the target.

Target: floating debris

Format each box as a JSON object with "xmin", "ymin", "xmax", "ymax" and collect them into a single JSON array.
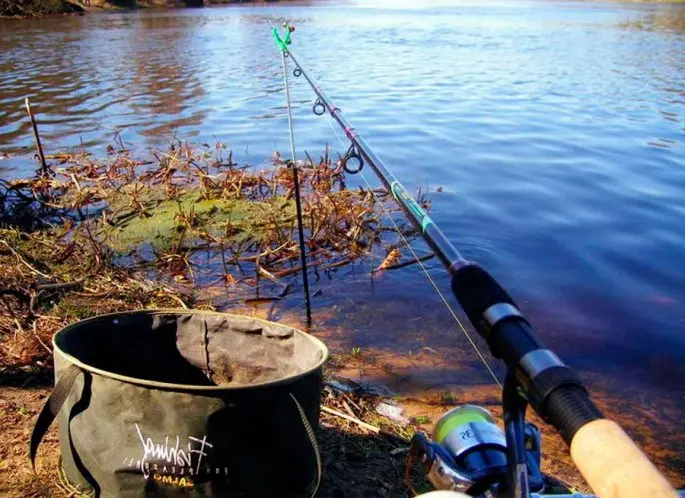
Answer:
[{"xmin": 0, "ymin": 141, "xmax": 424, "ymax": 370}]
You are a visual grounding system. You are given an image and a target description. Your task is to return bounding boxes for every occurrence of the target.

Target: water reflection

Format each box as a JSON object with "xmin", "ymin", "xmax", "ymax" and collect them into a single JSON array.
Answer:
[{"xmin": 126, "ymin": 14, "xmax": 207, "ymax": 137}]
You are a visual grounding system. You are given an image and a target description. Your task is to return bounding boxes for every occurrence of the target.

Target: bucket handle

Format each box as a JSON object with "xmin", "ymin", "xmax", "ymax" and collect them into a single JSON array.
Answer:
[
  {"xmin": 290, "ymin": 393, "xmax": 322, "ymax": 498},
  {"xmin": 30, "ymin": 364, "xmax": 83, "ymax": 471}
]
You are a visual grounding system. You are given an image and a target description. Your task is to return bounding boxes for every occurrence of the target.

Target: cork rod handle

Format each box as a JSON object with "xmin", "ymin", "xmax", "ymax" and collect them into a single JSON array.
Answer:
[{"xmin": 571, "ymin": 419, "xmax": 677, "ymax": 498}]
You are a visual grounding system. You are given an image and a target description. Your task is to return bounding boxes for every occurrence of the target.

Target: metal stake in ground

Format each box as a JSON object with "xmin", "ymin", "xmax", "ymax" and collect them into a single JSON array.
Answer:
[
  {"xmin": 275, "ymin": 23, "xmax": 312, "ymax": 325},
  {"xmin": 24, "ymin": 98, "xmax": 48, "ymax": 175}
]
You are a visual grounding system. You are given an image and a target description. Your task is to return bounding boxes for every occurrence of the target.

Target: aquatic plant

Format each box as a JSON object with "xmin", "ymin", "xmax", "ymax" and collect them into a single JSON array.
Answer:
[{"xmin": 0, "ymin": 141, "xmax": 422, "ymax": 370}]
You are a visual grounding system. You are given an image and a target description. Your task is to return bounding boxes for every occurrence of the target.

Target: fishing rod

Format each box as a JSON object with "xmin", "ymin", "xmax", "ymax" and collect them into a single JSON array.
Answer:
[{"xmin": 271, "ymin": 23, "xmax": 678, "ymax": 498}]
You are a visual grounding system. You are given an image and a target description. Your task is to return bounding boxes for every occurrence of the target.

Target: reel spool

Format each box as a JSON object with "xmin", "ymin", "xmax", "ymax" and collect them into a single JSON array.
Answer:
[{"xmin": 409, "ymin": 405, "xmax": 543, "ymax": 496}]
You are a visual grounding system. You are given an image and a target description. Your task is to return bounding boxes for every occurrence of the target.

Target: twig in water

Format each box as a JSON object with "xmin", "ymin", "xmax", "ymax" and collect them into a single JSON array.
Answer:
[
  {"xmin": 256, "ymin": 263, "xmax": 280, "ymax": 284},
  {"xmin": 24, "ymin": 98, "xmax": 48, "ymax": 175},
  {"xmin": 244, "ymin": 296, "xmax": 281, "ymax": 304},
  {"xmin": 371, "ymin": 253, "xmax": 435, "ymax": 273},
  {"xmin": 304, "ymin": 150, "xmax": 316, "ymax": 168}
]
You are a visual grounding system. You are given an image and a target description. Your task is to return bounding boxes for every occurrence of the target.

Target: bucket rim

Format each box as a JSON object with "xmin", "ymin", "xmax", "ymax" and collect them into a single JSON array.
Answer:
[{"xmin": 52, "ymin": 309, "xmax": 329, "ymax": 391}]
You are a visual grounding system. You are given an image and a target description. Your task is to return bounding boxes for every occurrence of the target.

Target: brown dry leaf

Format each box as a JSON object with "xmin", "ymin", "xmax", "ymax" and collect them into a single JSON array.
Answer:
[{"xmin": 374, "ymin": 248, "xmax": 401, "ymax": 275}]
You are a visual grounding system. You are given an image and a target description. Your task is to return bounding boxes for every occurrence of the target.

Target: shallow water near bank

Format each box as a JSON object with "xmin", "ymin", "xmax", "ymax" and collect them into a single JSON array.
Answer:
[{"xmin": 1, "ymin": 0, "xmax": 684, "ymax": 483}]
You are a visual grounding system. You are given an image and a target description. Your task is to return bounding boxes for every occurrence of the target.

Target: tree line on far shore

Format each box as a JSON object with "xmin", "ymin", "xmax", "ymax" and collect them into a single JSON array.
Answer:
[{"xmin": 0, "ymin": 0, "xmax": 280, "ymax": 18}]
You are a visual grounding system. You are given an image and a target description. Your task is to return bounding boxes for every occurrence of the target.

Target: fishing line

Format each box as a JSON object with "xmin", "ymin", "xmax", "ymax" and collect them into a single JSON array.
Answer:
[{"xmin": 321, "ymin": 113, "xmax": 502, "ymax": 389}]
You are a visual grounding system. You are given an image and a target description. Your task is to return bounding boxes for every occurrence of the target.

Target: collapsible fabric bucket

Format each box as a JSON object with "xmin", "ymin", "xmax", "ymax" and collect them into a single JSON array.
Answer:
[{"xmin": 31, "ymin": 310, "xmax": 328, "ymax": 497}]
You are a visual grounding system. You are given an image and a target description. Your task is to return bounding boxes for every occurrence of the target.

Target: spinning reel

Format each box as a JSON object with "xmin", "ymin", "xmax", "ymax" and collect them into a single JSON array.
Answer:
[{"xmin": 409, "ymin": 405, "xmax": 544, "ymax": 497}]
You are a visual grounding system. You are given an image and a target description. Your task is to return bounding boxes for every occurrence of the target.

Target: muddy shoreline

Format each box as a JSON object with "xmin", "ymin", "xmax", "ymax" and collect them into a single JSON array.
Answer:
[{"xmin": 5, "ymin": 349, "xmax": 683, "ymax": 497}]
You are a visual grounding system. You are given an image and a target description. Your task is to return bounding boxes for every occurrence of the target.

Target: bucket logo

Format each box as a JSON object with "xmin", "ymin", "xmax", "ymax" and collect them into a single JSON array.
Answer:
[
  {"xmin": 122, "ymin": 423, "xmax": 228, "ymax": 485},
  {"xmin": 153, "ymin": 473, "xmax": 195, "ymax": 489}
]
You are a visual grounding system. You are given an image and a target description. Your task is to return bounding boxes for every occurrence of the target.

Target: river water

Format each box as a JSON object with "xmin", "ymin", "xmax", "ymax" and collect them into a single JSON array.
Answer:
[{"xmin": 1, "ymin": 0, "xmax": 684, "ymax": 478}]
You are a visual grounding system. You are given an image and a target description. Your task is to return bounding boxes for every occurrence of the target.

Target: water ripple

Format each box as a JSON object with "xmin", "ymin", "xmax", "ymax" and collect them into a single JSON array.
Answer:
[{"xmin": 0, "ymin": 1, "xmax": 684, "ymax": 411}]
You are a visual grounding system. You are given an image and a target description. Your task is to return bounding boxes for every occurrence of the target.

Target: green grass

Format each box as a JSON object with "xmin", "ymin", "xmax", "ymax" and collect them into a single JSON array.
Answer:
[
  {"xmin": 412, "ymin": 415, "xmax": 432, "ymax": 425},
  {"xmin": 440, "ymin": 391, "xmax": 457, "ymax": 405}
]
